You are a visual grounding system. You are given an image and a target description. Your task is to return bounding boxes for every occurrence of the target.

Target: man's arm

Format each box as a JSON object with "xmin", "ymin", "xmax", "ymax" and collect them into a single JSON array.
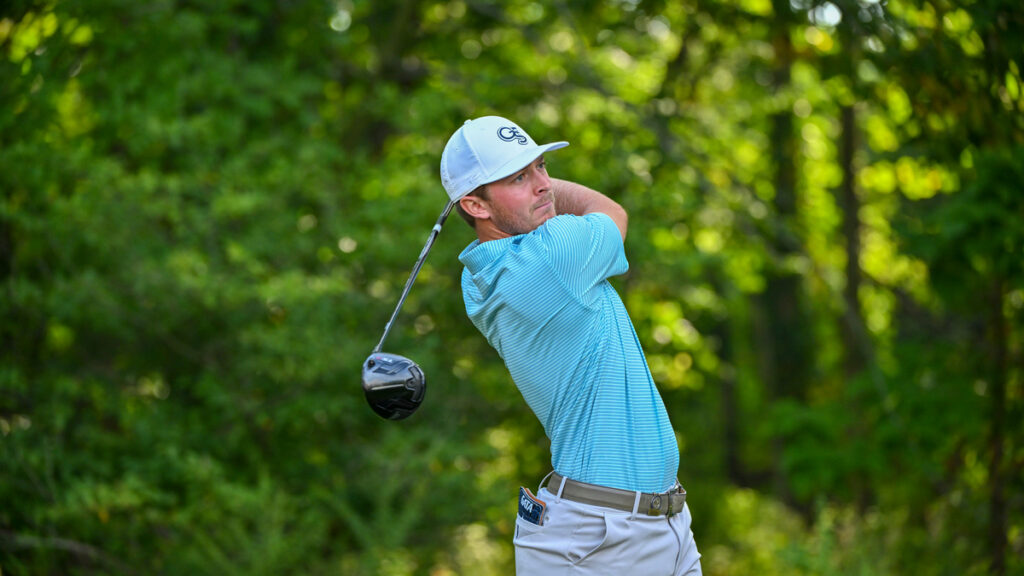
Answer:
[{"xmin": 551, "ymin": 178, "xmax": 628, "ymax": 240}]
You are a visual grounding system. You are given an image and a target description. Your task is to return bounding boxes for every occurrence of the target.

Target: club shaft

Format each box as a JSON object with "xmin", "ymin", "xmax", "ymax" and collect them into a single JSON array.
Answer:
[{"xmin": 373, "ymin": 201, "xmax": 455, "ymax": 354}]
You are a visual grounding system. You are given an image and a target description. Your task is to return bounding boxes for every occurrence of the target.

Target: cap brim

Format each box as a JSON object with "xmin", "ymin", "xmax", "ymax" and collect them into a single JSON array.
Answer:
[{"xmin": 484, "ymin": 141, "xmax": 569, "ymax": 187}]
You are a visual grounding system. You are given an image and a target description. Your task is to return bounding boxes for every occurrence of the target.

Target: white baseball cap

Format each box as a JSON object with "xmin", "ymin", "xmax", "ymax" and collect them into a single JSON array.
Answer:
[{"xmin": 440, "ymin": 116, "xmax": 569, "ymax": 202}]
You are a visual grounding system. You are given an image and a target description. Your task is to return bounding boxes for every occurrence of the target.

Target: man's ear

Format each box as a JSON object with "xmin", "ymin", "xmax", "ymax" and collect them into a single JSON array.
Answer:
[{"xmin": 460, "ymin": 195, "xmax": 490, "ymax": 220}]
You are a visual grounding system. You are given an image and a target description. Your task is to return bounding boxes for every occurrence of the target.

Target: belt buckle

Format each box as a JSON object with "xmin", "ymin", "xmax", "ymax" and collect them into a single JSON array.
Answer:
[
  {"xmin": 643, "ymin": 494, "xmax": 667, "ymax": 516},
  {"xmin": 647, "ymin": 488, "xmax": 684, "ymax": 517},
  {"xmin": 646, "ymin": 494, "xmax": 663, "ymax": 516}
]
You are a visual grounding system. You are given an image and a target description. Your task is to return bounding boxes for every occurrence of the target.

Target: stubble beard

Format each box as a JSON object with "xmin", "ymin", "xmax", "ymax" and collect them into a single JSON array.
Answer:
[
  {"xmin": 489, "ymin": 193, "xmax": 561, "ymax": 236},
  {"xmin": 490, "ymin": 207, "xmax": 533, "ymax": 237}
]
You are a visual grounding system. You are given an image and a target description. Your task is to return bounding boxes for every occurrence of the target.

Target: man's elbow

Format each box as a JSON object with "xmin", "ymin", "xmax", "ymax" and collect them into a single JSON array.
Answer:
[{"xmin": 612, "ymin": 205, "xmax": 628, "ymax": 241}]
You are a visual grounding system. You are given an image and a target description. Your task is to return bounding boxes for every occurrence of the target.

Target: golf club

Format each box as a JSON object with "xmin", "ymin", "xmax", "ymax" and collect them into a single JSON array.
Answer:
[{"xmin": 362, "ymin": 200, "xmax": 455, "ymax": 420}]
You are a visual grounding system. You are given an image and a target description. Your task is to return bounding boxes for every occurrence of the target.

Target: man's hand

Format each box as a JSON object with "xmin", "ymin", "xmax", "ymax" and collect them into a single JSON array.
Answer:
[{"xmin": 551, "ymin": 178, "xmax": 628, "ymax": 240}]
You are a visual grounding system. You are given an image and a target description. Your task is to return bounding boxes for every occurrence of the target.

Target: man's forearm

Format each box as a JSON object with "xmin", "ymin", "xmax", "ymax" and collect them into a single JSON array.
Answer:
[
  {"xmin": 551, "ymin": 178, "xmax": 612, "ymax": 215},
  {"xmin": 551, "ymin": 178, "xmax": 628, "ymax": 239}
]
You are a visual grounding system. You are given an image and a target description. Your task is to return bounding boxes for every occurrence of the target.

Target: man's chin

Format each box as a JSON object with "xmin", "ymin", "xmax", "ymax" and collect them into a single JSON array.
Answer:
[{"xmin": 536, "ymin": 203, "xmax": 556, "ymax": 221}]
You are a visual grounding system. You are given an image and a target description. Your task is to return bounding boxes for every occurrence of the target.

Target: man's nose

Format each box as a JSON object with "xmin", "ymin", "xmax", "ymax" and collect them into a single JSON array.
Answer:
[{"xmin": 533, "ymin": 171, "xmax": 551, "ymax": 193}]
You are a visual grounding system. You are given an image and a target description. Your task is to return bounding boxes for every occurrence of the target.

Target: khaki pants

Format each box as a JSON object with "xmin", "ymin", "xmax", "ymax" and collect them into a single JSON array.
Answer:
[{"xmin": 514, "ymin": 486, "xmax": 702, "ymax": 575}]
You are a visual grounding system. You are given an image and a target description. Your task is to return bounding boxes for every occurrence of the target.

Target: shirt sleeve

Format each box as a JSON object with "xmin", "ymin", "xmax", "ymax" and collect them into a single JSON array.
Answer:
[{"xmin": 535, "ymin": 213, "xmax": 628, "ymax": 302}]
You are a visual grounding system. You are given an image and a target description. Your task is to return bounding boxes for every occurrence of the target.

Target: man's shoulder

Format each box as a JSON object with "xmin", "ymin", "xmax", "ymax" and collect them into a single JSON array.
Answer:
[
  {"xmin": 531, "ymin": 213, "xmax": 621, "ymax": 254},
  {"xmin": 541, "ymin": 212, "xmax": 611, "ymax": 229},
  {"xmin": 533, "ymin": 213, "xmax": 613, "ymax": 242}
]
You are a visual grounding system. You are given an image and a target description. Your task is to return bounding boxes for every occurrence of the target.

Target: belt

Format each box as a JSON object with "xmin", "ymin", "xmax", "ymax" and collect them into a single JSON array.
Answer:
[{"xmin": 545, "ymin": 472, "xmax": 686, "ymax": 517}]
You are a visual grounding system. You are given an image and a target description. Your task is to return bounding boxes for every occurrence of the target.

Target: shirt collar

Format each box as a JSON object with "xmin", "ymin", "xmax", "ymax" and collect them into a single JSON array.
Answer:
[{"xmin": 458, "ymin": 236, "xmax": 518, "ymax": 274}]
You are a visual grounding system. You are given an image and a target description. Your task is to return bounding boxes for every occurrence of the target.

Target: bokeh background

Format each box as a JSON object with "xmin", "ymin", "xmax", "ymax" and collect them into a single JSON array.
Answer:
[{"xmin": 2, "ymin": 0, "xmax": 1022, "ymax": 574}]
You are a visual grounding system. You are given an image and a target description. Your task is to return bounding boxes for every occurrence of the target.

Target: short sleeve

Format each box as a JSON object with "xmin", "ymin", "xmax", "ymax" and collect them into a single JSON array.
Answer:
[{"xmin": 534, "ymin": 213, "xmax": 628, "ymax": 301}]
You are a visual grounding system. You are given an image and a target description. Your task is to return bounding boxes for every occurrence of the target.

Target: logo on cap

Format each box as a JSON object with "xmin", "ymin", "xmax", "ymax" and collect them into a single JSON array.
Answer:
[{"xmin": 497, "ymin": 126, "xmax": 528, "ymax": 145}]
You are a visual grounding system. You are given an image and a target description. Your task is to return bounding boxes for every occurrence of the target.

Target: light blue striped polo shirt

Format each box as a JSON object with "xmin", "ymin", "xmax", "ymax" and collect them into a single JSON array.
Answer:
[{"xmin": 459, "ymin": 213, "xmax": 679, "ymax": 492}]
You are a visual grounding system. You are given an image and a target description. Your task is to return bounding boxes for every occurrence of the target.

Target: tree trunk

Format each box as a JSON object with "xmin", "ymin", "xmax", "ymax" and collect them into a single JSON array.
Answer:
[
  {"xmin": 988, "ymin": 276, "xmax": 1007, "ymax": 575},
  {"xmin": 0, "ymin": 192, "xmax": 14, "ymax": 362},
  {"xmin": 763, "ymin": 1, "xmax": 811, "ymax": 508},
  {"xmin": 717, "ymin": 284, "xmax": 745, "ymax": 486},
  {"xmin": 837, "ymin": 104, "xmax": 866, "ymax": 378}
]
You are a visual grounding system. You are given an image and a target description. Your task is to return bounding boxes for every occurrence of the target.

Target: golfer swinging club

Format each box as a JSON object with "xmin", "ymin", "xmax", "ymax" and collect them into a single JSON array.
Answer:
[{"xmin": 441, "ymin": 116, "xmax": 702, "ymax": 575}]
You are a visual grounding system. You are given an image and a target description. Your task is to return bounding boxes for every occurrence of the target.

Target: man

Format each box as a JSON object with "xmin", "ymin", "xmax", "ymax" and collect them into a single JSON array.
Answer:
[{"xmin": 440, "ymin": 116, "xmax": 702, "ymax": 575}]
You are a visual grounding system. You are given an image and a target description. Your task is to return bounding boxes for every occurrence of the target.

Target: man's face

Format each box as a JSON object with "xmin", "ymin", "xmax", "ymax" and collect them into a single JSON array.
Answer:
[{"xmin": 483, "ymin": 156, "xmax": 555, "ymax": 236}]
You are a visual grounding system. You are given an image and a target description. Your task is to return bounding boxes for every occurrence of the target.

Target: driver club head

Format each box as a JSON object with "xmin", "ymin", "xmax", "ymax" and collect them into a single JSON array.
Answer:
[{"xmin": 362, "ymin": 352, "xmax": 426, "ymax": 420}]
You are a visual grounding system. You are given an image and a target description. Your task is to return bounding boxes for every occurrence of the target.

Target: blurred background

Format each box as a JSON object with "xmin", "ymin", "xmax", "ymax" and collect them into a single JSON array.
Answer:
[{"xmin": 1, "ymin": 0, "xmax": 1022, "ymax": 574}]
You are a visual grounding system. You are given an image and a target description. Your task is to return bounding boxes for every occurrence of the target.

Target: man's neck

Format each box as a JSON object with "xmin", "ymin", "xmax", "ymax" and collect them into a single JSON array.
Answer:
[{"xmin": 475, "ymin": 220, "xmax": 513, "ymax": 243}]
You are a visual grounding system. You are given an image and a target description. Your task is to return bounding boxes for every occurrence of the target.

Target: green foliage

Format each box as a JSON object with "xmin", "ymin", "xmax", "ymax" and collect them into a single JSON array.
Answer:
[{"xmin": 2, "ymin": 0, "xmax": 1022, "ymax": 574}]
